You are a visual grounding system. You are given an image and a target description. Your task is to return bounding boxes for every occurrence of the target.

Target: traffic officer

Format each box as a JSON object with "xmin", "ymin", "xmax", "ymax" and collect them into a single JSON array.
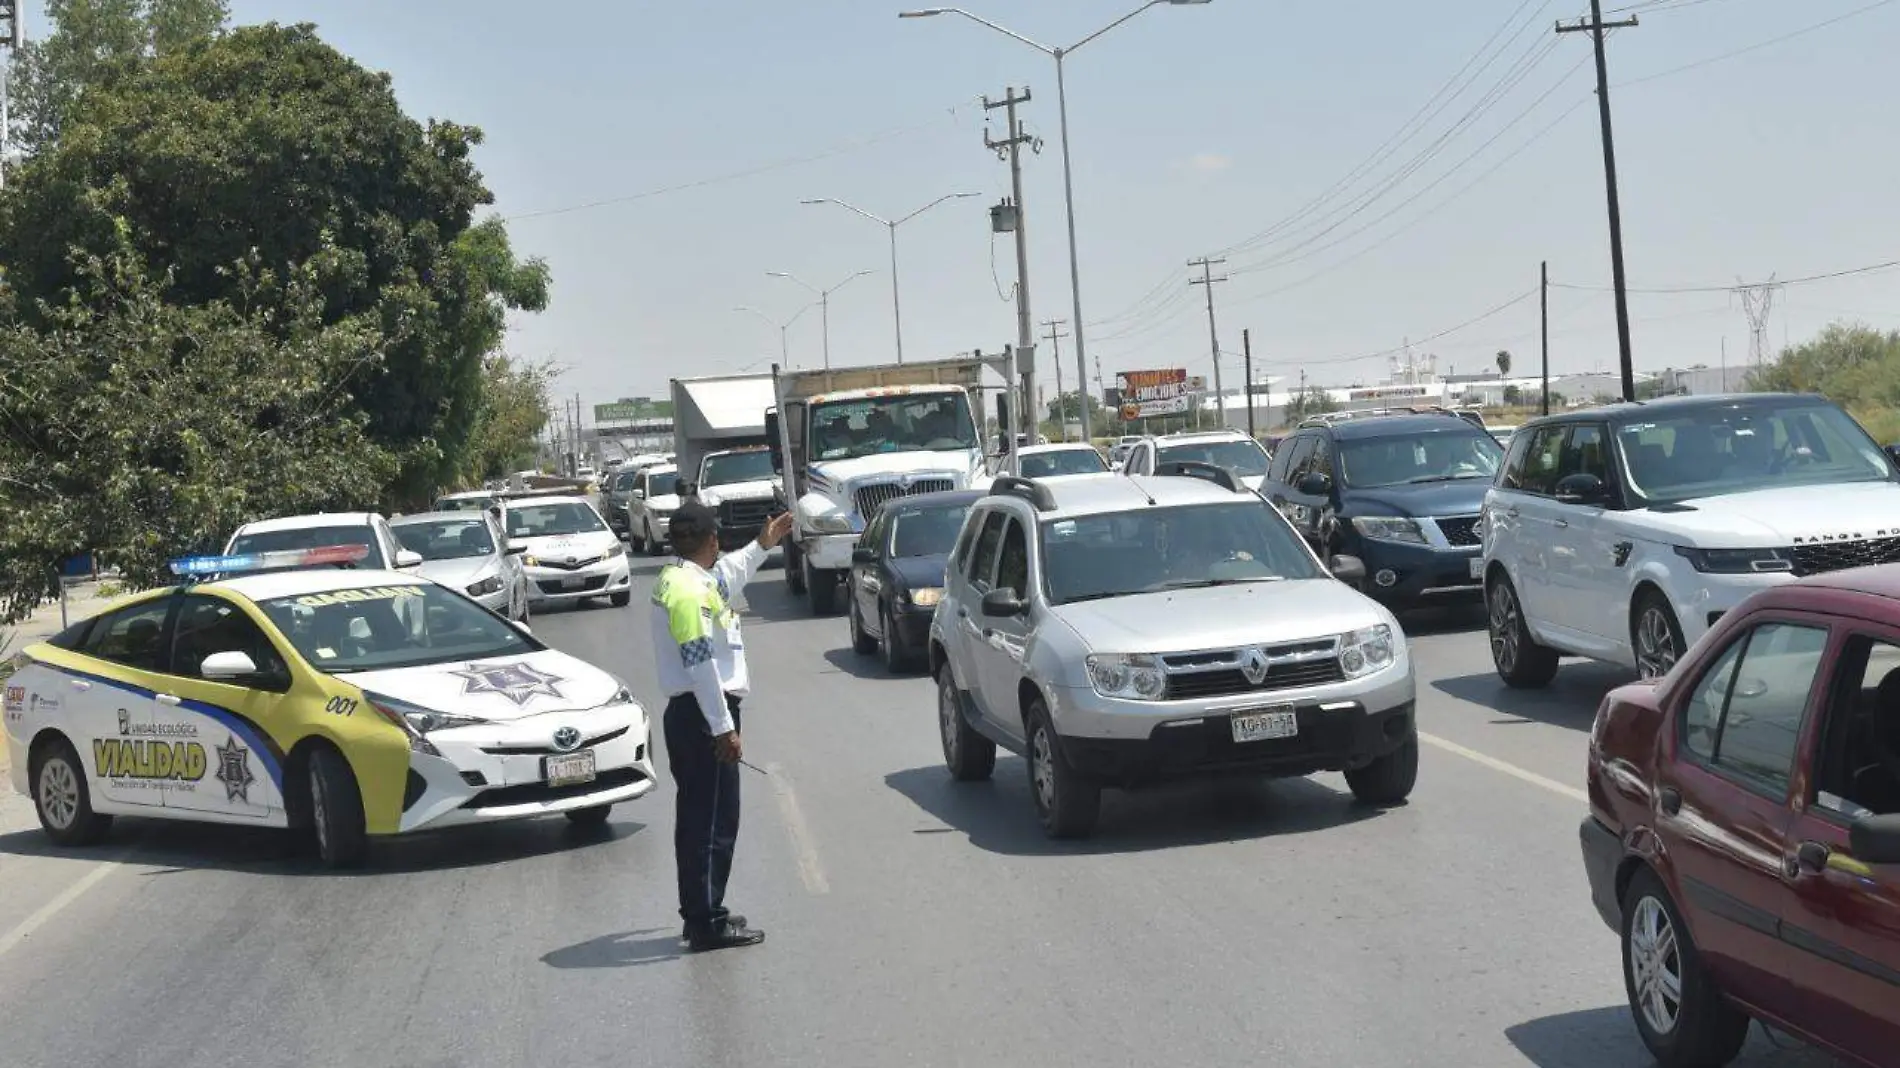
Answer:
[{"xmin": 649, "ymin": 501, "xmax": 795, "ymax": 952}]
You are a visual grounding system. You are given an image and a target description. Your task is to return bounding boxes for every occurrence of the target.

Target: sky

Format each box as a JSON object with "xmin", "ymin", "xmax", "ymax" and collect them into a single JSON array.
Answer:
[{"xmin": 31, "ymin": 0, "xmax": 1900, "ymax": 408}]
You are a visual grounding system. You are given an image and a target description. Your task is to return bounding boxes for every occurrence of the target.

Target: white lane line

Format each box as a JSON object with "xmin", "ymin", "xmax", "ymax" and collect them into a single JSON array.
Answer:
[
  {"xmin": 765, "ymin": 762, "xmax": 830, "ymax": 895},
  {"xmin": 0, "ymin": 850, "xmax": 135, "ymax": 961},
  {"xmin": 1419, "ymin": 731, "xmax": 1589, "ymax": 805}
]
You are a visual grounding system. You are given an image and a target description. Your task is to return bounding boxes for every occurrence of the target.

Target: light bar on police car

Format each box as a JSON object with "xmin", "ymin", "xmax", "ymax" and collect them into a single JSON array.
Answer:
[{"xmin": 168, "ymin": 544, "xmax": 372, "ymax": 576}]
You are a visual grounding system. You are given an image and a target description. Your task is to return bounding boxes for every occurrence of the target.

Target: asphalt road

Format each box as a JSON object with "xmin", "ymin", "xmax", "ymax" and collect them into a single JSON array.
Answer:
[{"xmin": 0, "ymin": 555, "xmax": 1843, "ymax": 1068}]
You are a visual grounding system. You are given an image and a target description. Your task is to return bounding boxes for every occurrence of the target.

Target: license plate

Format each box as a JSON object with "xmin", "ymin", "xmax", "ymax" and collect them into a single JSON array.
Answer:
[
  {"xmin": 560, "ymin": 577, "xmax": 586, "ymax": 590},
  {"xmin": 544, "ymin": 750, "xmax": 596, "ymax": 787},
  {"xmin": 1468, "ymin": 557, "xmax": 1485, "ymax": 580},
  {"xmin": 1231, "ymin": 707, "xmax": 1299, "ymax": 744}
]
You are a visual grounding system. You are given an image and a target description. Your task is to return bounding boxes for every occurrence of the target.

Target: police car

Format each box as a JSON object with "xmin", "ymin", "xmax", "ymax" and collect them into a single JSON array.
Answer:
[{"xmin": 2, "ymin": 546, "xmax": 655, "ymax": 868}]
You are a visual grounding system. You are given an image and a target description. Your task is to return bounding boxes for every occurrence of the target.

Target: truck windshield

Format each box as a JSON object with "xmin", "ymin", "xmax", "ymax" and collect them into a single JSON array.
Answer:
[
  {"xmin": 811, "ymin": 393, "xmax": 977, "ymax": 461},
  {"xmin": 702, "ymin": 451, "xmax": 774, "ymax": 487},
  {"xmin": 1618, "ymin": 400, "xmax": 1894, "ymax": 503},
  {"xmin": 1041, "ymin": 502, "xmax": 1322, "ymax": 604}
]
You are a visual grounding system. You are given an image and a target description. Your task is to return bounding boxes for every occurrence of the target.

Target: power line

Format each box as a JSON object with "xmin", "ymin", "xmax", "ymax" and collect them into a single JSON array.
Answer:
[
  {"xmin": 1550, "ymin": 257, "xmax": 1900, "ymax": 294},
  {"xmin": 1256, "ymin": 287, "xmax": 1539, "ymax": 370},
  {"xmin": 1617, "ymin": 0, "xmax": 1899, "ymax": 88}
]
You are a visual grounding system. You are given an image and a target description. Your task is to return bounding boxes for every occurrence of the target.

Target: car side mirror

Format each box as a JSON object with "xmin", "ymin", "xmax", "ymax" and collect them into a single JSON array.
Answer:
[
  {"xmin": 1555, "ymin": 472, "xmax": 1606, "ymax": 505},
  {"xmin": 1329, "ymin": 554, "xmax": 1367, "ymax": 585},
  {"xmin": 632, "ymin": 489, "xmax": 645, "ymax": 500},
  {"xmin": 506, "ymin": 540, "xmax": 528, "ymax": 555},
  {"xmin": 1297, "ymin": 472, "xmax": 1332, "ymax": 496},
  {"xmin": 1886, "ymin": 443, "xmax": 1900, "ymax": 464},
  {"xmin": 680, "ymin": 482, "xmax": 698, "ymax": 498},
  {"xmin": 394, "ymin": 549, "xmax": 424, "ymax": 569},
  {"xmin": 201, "ymin": 650, "xmax": 259, "ymax": 681},
  {"xmin": 1850, "ymin": 812, "xmax": 1900, "ymax": 864},
  {"xmin": 852, "ymin": 546, "xmax": 877, "ymax": 564},
  {"xmin": 980, "ymin": 588, "xmax": 1028, "ymax": 618}
]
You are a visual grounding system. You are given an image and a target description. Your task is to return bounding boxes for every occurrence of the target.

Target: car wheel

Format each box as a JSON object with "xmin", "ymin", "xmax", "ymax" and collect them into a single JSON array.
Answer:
[
  {"xmin": 806, "ymin": 561, "xmax": 839, "ymax": 615},
  {"xmin": 1344, "ymin": 734, "xmax": 1418, "ymax": 805},
  {"xmin": 848, "ymin": 592, "xmax": 877, "ymax": 655},
  {"xmin": 517, "ymin": 592, "xmax": 531, "ymax": 624},
  {"xmin": 1632, "ymin": 592, "xmax": 1686, "ymax": 681},
  {"xmin": 32, "ymin": 738, "xmax": 112, "ymax": 846},
  {"xmin": 610, "ymin": 590, "xmax": 631, "ymax": 608},
  {"xmin": 939, "ymin": 667, "xmax": 995, "ymax": 782},
  {"xmin": 1487, "ymin": 573, "xmax": 1559, "ymax": 689},
  {"xmin": 881, "ymin": 603, "xmax": 912, "ymax": 672},
  {"xmin": 1026, "ymin": 700, "xmax": 1099, "ymax": 839},
  {"xmin": 1621, "ymin": 867, "xmax": 1750, "ymax": 1067},
  {"xmin": 630, "ymin": 522, "xmax": 647, "ymax": 554},
  {"xmin": 565, "ymin": 804, "xmax": 613, "ymax": 826},
  {"xmin": 785, "ymin": 540, "xmax": 807, "ymax": 594},
  {"xmin": 309, "ymin": 746, "xmax": 368, "ymax": 869}
]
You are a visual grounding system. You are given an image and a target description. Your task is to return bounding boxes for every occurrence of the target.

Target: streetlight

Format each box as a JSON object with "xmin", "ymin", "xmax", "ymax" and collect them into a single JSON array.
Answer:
[
  {"xmin": 767, "ymin": 270, "xmax": 875, "ymax": 371},
  {"xmin": 734, "ymin": 303, "xmax": 818, "ymax": 369},
  {"xmin": 800, "ymin": 192, "xmax": 981, "ymax": 364},
  {"xmin": 899, "ymin": 0, "xmax": 1213, "ymax": 441}
]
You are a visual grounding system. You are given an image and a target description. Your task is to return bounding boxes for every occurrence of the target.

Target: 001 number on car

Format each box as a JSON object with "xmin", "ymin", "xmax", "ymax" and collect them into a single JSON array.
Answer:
[{"xmin": 324, "ymin": 696, "xmax": 358, "ymax": 717}]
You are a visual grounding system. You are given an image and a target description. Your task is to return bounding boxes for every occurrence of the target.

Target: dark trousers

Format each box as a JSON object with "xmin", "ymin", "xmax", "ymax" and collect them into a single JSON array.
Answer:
[{"xmin": 663, "ymin": 692, "xmax": 742, "ymax": 931}]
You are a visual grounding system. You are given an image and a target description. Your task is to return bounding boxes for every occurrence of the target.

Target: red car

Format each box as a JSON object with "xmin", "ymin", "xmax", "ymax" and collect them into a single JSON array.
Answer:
[{"xmin": 1581, "ymin": 564, "xmax": 1900, "ymax": 1067}]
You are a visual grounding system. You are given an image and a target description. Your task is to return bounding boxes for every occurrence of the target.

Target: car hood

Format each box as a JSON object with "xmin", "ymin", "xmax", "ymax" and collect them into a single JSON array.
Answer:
[
  {"xmin": 698, "ymin": 480, "xmax": 777, "ymax": 504},
  {"xmin": 514, "ymin": 530, "xmax": 621, "ymax": 562},
  {"xmin": 412, "ymin": 556, "xmax": 501, "ymax": 589},
  {"xmin": 341, "ymin": 648, "xmax": 621, "ymax": 721},
  {"xmin": 1624, "ymin": 481, "xmax": 1900, "ymax": 548},
  {"xmin": 1052, "ymin": 578, "xmax": 1388, "ymax": 653},
  {"xmin": 887, "ymin": 554, "xmax": 951, "ymax": 589},
  {"xmin": 1343, "ymin": 478, "xmax": 1492, "ymax": 517}
]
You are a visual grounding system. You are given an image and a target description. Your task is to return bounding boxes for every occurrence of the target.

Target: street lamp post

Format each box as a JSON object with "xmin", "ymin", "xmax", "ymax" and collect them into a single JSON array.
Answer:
[
  {"xmin": 767, "ymin": 270, "xmax": 875, "ymax": 371},
  {"xmin": 900, "ymin": 1, "xmax": 1212, "ymax": 442},
  {"xmin": 734, "ymin": 303, "xmax": 817, "ymax": 369},
  {"xmin": 801, "ymin": 192, "xmax": 981, "ymax": 364}
]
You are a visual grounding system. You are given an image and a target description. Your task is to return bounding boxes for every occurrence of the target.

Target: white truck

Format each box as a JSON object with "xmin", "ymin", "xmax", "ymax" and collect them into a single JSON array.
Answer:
[
  {"xmin": 670, "ymin": 373, "xmax": 782, "ymax": 549},
  {"xmin": 766, "ymin": 357, "xmax": 993, "ymax": 614}
]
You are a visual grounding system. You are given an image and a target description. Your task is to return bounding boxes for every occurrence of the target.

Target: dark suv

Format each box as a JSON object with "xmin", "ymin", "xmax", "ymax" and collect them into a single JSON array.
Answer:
[{"xmin": 1261, "ymin": 412, "xmax": 1503, "ymax": 610}]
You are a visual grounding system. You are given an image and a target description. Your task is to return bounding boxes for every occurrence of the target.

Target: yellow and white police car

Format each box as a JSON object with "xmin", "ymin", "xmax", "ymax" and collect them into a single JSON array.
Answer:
[{"xmin": 2, "ymin": 546, "xmax": 655, "ymax": 868}]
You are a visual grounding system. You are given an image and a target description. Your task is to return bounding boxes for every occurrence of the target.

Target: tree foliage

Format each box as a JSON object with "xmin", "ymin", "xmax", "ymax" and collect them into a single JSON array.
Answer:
[
  {"xmin": 1495, "ymin": 349, "xmax": 1512, "ymax": 377},
  {"xmin": 1283, "ymin": 386, "xmax": 1341, "ymax": 423},
  {"xmin": 1749, "ymin": 322, "xmax": 1900, "ymax": 442},
  {"xmin": 0, "ymin": 22, "xmax": 550, "ymax": 503},
  {"xmin": 459, "ymin": 353, "xmax": 553, "ymax": 483},
  {"xmin": 0, "ymin": 248, "xmax": 398, "ymax": 622}
]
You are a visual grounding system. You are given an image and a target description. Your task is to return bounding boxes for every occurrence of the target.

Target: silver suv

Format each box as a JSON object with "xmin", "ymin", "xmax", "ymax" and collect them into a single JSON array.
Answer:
[{"xmin": 929, "ymin": 468, "xmax": 1418, "ymax": 838}]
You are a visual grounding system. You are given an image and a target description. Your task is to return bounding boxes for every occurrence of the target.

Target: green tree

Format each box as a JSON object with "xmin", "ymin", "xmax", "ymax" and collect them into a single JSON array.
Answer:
[
  {"xmin": 0, "ymin": 247, "xmax": 398, "ymax": 622},
  {"xmin": 0, "ymin": 22, "xmax": 550, "ymax": 502},
  {"xmin": 1045, "ymin": 390, "xmax": 1106, "ymax": 427},
  {"xmin": 1502, "ymin": 384, "xmax": 1523, "ymax": 406},
  {"xmin": 7, "ymin": 0, "xmax": 229, "ymax": 155},
  {"xmin": 1750, "ymin": 322, "xmax": 1900, "ymax": 441},
  {"xmin": 459, "ymin": 354, "xmax": 554, "ymax": 483},
  {"xmin": 1496, "ymin": 349, "xmax": 1513, "ymax": 378},
  {"xmin": 1283, "ymin": 386, "xmax": 1340, "ymax": 424}
]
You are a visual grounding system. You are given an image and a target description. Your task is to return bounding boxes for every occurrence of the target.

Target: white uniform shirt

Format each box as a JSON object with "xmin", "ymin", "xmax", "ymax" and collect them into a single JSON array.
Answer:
[{"xmin": 648, "ymin": 542, "xmax": 768, "ymax": 735}]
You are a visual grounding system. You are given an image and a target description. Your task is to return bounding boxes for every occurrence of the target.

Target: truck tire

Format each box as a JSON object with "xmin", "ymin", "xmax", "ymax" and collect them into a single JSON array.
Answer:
[
  {"xmin": 806, "ymin": 561, "xmax": 840, "ymax": 615},
  {"xmin": 785, "ymin": 540, "xmax": 807, "ymax": 595}
]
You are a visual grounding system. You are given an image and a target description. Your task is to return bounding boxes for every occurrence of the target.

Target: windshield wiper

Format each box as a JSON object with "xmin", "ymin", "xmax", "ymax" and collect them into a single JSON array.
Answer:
[
  {"xmin": 1157, "ymin": 576, "xmax": 1285, "ymax": 590},
  {"xmin": 1403, "ymin": 473, "xmax": 1490, "ymax": 484}
]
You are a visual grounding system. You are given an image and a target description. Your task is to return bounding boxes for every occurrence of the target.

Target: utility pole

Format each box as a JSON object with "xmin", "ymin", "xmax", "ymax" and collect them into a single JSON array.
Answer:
[
  {"xmin": 1042, "ymin": 319, "xmax": 1071, "ymax": 442},
  {"xmin": 1540, "ymin": 261, "xmax": 1551, "ymax": 416},
  {"xmin": 985, "ymin": 87, "xmax": 1038, "ymax": 445},
  {"xmin": 1242, "ymin": 328, "xmax": 1256, "ymax": 440},
  {"xmin": 1189, "ymin": 257, "xmax": 1229, "ymax": 429},
  {"xmin": 1557, "ymin": 2, "xmax": 1639, "ymax": 403}
]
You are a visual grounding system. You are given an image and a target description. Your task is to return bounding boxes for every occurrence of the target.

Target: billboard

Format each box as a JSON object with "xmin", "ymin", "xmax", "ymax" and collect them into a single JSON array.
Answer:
[
  {"xmin": 1115, "ymin": 368, "xmax": 1192, "ymax": 419},
  {"xmin": 594, "ymin": 398, "xmax": 667, "ymax": 423}
]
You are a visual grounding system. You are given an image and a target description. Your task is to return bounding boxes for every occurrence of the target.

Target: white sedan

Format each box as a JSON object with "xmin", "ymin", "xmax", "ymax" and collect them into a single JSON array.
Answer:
[{"xmin": 503, "ymin": 496, "xmax": 634, "ymax": 609}]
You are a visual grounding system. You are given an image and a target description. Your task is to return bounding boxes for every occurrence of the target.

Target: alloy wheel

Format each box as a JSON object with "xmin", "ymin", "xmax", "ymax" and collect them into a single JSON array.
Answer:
[
  {"xmin": 38, "ymin": 759, "xmax": 78, "ymax": 831},
  {"xmin": 938, "ymin": 675, "xmax": 960, "ymax": 763},
  {"xmin": 1636, "ymin": 607, "xmax": 1679, "ymax": 680},
  {"xmin": 311, "ymin": 765, "xmax": 331, "ymax": 857},
  {"xmin": 1031, "ymin": 727, "xmax": 1056, "ymax": 813},
  {"xmin": 1488, "ymin": 583, "xmax": 1520, "ymax": 674},
  {"xmin": 1628, "ymin": 896, "xmax": 1683, "ymax": 1035}
]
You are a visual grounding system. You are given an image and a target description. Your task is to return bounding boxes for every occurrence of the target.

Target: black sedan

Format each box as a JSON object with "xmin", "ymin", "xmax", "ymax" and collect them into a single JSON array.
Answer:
[{"xmin": 847, "ymin": 489, "xmax": 982, "ymax": 672}]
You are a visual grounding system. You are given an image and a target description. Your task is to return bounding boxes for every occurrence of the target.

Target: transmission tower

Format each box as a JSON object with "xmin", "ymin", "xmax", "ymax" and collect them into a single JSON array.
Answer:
[{"xmin": 1735, "ymin": 277, "xmax": 1780, "ymax": 370}]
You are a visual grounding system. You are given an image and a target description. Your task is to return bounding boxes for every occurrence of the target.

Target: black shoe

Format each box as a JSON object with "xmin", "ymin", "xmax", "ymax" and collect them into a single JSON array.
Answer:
[
  {"xmin": 681, "ymin": 914, "xmax": 746, "ymax": 941},
  {"xmin": 684, "ymin": 920, "xmax": 765, "ymax": 953}
]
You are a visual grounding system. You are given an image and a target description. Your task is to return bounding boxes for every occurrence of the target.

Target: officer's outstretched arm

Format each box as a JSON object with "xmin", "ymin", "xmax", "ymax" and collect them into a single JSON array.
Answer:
[{"xmin": 711, "ymin": 541, "xmax": 768, "ymax": 601}]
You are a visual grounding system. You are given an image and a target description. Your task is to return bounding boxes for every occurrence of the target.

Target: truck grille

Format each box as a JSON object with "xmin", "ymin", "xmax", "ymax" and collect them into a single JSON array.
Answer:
[
  {"xmin": 1160, "ymin": 639, "xmax": 1345, "ymax": 700},
  {"xmin": 1436, "ymin": 515, "xmax": 1482, "ymax": 547},
  {"xmin": 855, "ymin": 479, "xmax": 955, "ymax": 517},
  {"xmin": 1791, "ymin": 535, "xmax": 1900, "ymax": 576},
  {"xmin": 718, "ymin": 498, "xmax": 775, "ymax": 529}
]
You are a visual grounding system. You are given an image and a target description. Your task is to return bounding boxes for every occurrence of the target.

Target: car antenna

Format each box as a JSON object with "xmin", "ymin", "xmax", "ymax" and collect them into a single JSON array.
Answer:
[{"xmin": 1129, "ymin": 478, "xmax": 1157, "ymax": 507}]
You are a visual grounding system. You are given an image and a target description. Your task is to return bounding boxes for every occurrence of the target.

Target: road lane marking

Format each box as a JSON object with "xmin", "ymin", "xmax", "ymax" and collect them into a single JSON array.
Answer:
[
  {"xmin": 765, "ymin": 762, "xmax": 830, "ymax": 895},
  {"xmin": 0, "ymin": 850, "xmax": 136, "ymax": 962},
  {"xmin": 1419, "ymin": 731, "xmax": 1589, "ymax": 805}
]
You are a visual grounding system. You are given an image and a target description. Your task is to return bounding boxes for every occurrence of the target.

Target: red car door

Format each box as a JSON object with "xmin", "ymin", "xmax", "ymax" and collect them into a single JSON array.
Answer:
[{"xmin": 1778, "ymin": 625, "xmax": 1900, "ymax": 1064}]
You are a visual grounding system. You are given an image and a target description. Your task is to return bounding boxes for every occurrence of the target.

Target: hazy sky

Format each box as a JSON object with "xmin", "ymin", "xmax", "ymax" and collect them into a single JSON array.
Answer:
[{"xmin": 54, "ymin": 1, "xmax": 1900, "ymax": 403}]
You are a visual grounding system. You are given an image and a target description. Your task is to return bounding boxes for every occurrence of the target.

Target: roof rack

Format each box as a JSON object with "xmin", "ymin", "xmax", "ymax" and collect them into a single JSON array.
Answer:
[
  {"xmin": 1297, "ymin": 405, "xmax": 1484, "ymax": 430},
  {"xmin": 988, "ymin": 475, "xmax": 1057, "ymax": 512},
  {"xmin": 1153, "ymin": 461, "xmax": 1242, "ymax": 493},
  {"xmin": 167, "ymin": 543, "xmax": 372, "ymax": 582}
]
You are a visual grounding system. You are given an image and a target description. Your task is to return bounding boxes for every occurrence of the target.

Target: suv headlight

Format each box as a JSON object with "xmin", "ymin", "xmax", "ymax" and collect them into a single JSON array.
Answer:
[
  {"xmin": 1350, "ymin": 516, "xmax": 1427, "ymax": 545},
  {"xmin": 466, "ymin": 575, "xmax": 504, "ymax": 596},
  {"xmin": 1337, "ymin": 625, "xmax": 1396, "ymax": 678},
  {"xmin": 903, "ymin": 587, "xmax": 944, "ymax": 607},
  {"xmin": 1673, "ymin": 546, "xmax": 1793, "ymax": 574},
  {"xmin": 1086, "ymin": 654, "xmax": 1168, "ymax": 701},
  {"xmin": 811, "ymin": 513, "xmax": 856, "ymax": 534}
]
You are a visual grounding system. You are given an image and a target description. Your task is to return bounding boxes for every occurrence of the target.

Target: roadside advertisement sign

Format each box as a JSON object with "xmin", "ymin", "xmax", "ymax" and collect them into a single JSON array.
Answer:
[{"xmin": 1115, "ymin": 368, "xmax": 1191, "ymax": 419}]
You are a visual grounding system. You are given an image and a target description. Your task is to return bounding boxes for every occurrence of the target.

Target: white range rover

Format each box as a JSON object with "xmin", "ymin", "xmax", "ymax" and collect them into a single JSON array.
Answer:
[{"xmin": 1479, "ymin": 392, "xmax": 1900, "ymax": 685}]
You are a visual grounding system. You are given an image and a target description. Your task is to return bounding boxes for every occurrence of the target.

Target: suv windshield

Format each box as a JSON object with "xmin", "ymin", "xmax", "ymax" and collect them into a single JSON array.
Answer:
[
  {"xmin": 392, "ymin": 518, "xmax": 494, "ymax": 562},
  {"xmin": 702, "ymin": 451, "xmax": 774, "ymax": 487},
  {"xmin": 610, "ymin": 471, "xmax": 642, "ymax": 492},
  {"xmin": 1041, "ymin": 501, "xmax": 1321, "ymax": 604},
  {"xmin": 646, "ymin": 470, "xmax": 679, "ymax": 496},
  {"xmin": 229, "ymin": 525, "xmax": 381, "ymax": 565},
  {"xmin": 1619, "ymin": 400, "xmax": 1893, "ymax": 503},
  {"xmin": 811, "ymin": 392, "xmax": 978, "ymax": 461},
  {"xmin": 506, "ymin": 502, "xmax": 606, "ymax": 538},
  {"xmin": 1021, "ymin": 449, "xmax": 1107, "ymax": 478},
  {"xmin": 1340, "ymin": 431, "xmax": 1504, "ymax": 488},
  {"xmin": 434, "ymin": 496, "xmax": 489, "ymax": 512},
  {"xmin": 1157, "ymin": 439, "xmax": 1271, "ymax": 477},
  {"xmin": 258, "ymin": 583, "xmax": 535, "ymax": 673},
  {"xmin": 891, "ymin": 502, "xmax": 972, "ymax": 557}
]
